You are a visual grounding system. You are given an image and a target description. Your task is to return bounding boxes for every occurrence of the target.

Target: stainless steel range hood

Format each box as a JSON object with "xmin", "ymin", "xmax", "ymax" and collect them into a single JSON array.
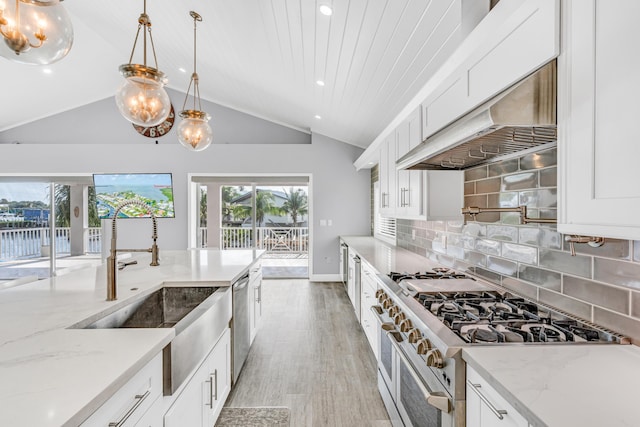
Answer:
[{"xmin": 397, "ymin": 60, "xmax": 556, "ymax": 171}]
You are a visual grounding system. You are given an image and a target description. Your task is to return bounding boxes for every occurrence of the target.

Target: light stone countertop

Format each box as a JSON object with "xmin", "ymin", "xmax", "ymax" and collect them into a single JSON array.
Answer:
[
  {"xmin": 341, "ymin": 235, "xmax": 639, "ymax": 427},
  {"xmin": 340, "ymin": 235, "xmax": 443, "ymax": 275},
  {"xmin": 0, "ymin": 248, "xmax": 263, "ymax": 427},
  {"xmin": 463, "ymin": 345, "xmax": 640, "ymax": 427}
]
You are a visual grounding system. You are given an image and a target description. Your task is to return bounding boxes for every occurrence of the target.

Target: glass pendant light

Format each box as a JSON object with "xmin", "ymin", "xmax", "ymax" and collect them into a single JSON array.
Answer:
[
  {"xmin": 0, "ymin": 0, "xmax": 73, "ymax": 65},
  {"xmin": 114, "ymin": 0, "xmax": 171, "ymax": 128},
  {"xmin": 177, "ymin": 11, "xmax": 212, "ymax": 152}
]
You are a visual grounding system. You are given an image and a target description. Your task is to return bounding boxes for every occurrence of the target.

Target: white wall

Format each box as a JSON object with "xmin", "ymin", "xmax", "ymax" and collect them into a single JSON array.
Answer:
[{"xmin": 0, "ymin": 97, "xmax": 370, "ymax": 279}]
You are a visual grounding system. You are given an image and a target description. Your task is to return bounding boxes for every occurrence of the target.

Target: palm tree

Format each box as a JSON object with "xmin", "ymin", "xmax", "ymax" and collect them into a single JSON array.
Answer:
[
  {"xmin": 281, "ymin": 187, "xmax": 308, "ymax": 226},
  {"xmin": 254, "ymin": 190, "xmax": 280, "ymax": 227},
  {"xmin": 53, "ymin": 185, "xmax": 100, "ymax": 227}
]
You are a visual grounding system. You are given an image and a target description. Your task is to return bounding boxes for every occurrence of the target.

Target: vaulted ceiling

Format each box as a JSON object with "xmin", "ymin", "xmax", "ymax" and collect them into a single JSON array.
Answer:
[{"xmin": 1, "ymin": 0, "xmax": 475, "ymax": 148}]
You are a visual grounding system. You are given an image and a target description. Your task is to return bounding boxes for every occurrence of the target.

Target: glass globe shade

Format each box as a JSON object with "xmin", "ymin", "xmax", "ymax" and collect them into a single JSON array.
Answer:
[
  {"xmin": 0, "ymin": 0, "xmax": 74, "ymax": 65},
  {"xmin": 177, "ymin": 116, "xmax": 213, "ymax": 152},
  {"xmin": 115, "ymin": 76, "xmax": 172, "ymax": 127}
]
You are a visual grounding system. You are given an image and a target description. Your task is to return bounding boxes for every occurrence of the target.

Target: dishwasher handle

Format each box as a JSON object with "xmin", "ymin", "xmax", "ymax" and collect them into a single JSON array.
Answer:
[{"xmin": 233, "ymin": 272, "xmax": 250, "ymax": 290}]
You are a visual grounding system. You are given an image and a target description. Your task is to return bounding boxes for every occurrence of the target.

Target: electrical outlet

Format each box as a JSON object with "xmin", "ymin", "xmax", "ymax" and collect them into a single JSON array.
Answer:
[
  {"xmin": 440, "ymin": 234, "xmax": 447, "ymax": 248},
  {"xmin": 412, "ymin": 229, "xmax": 416, "ymax": 240}
]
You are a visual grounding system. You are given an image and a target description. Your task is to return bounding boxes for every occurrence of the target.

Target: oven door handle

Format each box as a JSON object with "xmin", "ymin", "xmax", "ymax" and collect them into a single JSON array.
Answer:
[{"xmin": 386, "ymin": 331, "xmax": 452, "ymax": 414}]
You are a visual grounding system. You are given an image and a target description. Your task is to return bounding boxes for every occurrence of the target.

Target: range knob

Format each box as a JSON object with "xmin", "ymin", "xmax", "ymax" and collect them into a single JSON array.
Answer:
[
  {"xmin": 375, "ymin": 289, "xmax": 385, "ymax": 299},
  {"xmin": 416, "ymin": 338, "xmax": 433, "ymax": 354},
  {"xmin": 382, "ymin": 298, "xmax": 393, "ymax": 309},
  {"xmin": 407, "ymin": 328, "xmax": 422, "ymax": 343},
  {"xmin": 399, "ymin": 318, "xmax": 413, "ymax": 332},
  {"xmin": 426, "ymin": 349, "xmax": 444, "ymax": 369},
  {"xmin": 377, "ymin": 292, "xmax": 388, "ymax": 304},
  {"xmin": 388, "ymin": 305, "xmax": 399, "ymax": 317},
  {"xmin": 393, "ymin": 311, "xmax": 406, "ymax": 325}
]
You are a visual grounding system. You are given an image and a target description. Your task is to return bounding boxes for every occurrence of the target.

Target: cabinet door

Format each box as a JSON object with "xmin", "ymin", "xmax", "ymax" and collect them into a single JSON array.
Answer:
[
  {"xmin": 380, "ymin": 134, "xmax": 397, "ymax": 217},
  {"xmin": 204, "ymin": 328, "xmax": 231, "ymax": 426},
  {"xmin": 249, "ymin": 262, "xmax": 262, "ymax": 343},
  {"xmin": 165, "ymin": 329, "xmax": 231, "ymax": 427},
  {"xmin": 466, "ymin": 366, "xmax": 528, "ymax": 427},
  {"xmin": 558, "ymin": 0, "xmax": 640, "ymax": 240},
  {"xmin": 396, "ymin": 109, "xmax": 424, "ymax": 219}
]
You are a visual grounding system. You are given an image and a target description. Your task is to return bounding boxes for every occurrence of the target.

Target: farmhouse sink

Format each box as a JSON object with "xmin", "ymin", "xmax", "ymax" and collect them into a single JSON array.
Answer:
[
  {"xmin": 81, "ymin": 286, "xmax": 217, "ymax": 329},
  {"xmin": 71, "ymin": 285, "xmax": 232, "ymax": 395}
]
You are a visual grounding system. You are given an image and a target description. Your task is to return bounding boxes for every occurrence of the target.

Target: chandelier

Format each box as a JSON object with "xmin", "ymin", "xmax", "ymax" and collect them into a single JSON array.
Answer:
[
  {"xmin": 114, "ymin": 0, "xmax": 171, "ymax": 128},
  {"xmin": 177, "ymin": 11, "xmax": 212, "ymax": 152},
  {"xmin": 0, "ymin": 0, "xmax": 73, "ymax": 65}
]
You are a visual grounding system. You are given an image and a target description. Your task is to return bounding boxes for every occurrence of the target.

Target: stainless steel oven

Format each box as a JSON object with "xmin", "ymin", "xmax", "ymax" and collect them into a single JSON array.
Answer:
[{"xmin": 372, "ymin": 306, "xmax": 455, "ymax": 427}]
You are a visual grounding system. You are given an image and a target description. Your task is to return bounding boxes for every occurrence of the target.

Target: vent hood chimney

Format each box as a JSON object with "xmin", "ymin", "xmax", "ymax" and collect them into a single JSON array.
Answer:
[{"xmin": 397, "ymin": 60, "xmax": 556, "ymax": 171}]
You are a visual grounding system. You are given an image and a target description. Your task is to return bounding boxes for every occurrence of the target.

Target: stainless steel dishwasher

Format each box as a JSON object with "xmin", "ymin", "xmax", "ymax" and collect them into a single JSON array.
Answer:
[{"xmin": 231, "ymin": 271, "xmax": 250, "ymax": 384}]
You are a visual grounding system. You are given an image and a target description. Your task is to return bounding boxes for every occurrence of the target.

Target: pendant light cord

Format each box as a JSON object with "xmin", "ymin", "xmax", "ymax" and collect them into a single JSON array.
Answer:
[{"xmin": 182, "ymin": 11, "xmax": 203, "ymax": 113}]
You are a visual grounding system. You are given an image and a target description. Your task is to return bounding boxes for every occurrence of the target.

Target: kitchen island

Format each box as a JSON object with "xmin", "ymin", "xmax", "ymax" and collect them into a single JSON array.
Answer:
[{"xmin": 0, "ymin": 249, "xmax": 263, "ymax": 427}]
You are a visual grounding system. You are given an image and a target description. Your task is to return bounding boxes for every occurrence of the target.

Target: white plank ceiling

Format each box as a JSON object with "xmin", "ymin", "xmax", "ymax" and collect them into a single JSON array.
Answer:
[{"xmin": 0, "ymin": 0, "xmax": 468, "ymax": 148}]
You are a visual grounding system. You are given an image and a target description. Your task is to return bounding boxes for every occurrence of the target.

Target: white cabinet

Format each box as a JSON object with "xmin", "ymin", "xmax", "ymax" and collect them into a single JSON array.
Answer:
[
  {"xmin": 164, "ymin": 328, "xmax": 231, "ymax": 427},
  {"xmin": 359, "ymin": 260, "xmax": 379, "ymax": 356},
  {"xmin": 396, "ymin": 108, "xmax": 424, "ymax": 219},
  {"xmin": 466, "ymin": 365, "xmax": 528, "ymax": 427},
  {"xmin": 249, "ymin": 261, "xmax": 263, "ymax": 344},
  {"xmin": 558, "ymin": 0, "xmax": 640, "ymax": 240},
  {"xmin": 421, "ymin": 0, "xmax": 559, "ymax": 140},
  {"xmin": 80, "ymin": 353, "xmax": 163, "ymax": 427},
  {"xmin": 379, "ymin": 133, "xmax": 397, "ymax": 217},
  {"xmin": 379, "ymin": 107, "xmax": 462, "ymax": 221}
]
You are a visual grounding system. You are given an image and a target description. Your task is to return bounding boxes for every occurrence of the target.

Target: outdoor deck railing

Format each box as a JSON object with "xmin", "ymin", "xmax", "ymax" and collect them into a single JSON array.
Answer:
[
  {"xmin": 1, "ymin": 225, "xmax": 307, "ymax": 261},
  {"xmin": 0, "ymin": 227, "xmax": 102, "ymax": 260},
  {"xmin": 201, "ymin": 227, "xmax": 309, "ymax": 253}
]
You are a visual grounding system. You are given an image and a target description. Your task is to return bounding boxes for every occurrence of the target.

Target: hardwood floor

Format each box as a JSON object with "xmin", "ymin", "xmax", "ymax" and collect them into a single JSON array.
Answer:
[{"xmin": 224, "ymin": 279, "xmax": 392, "ymax": 427}]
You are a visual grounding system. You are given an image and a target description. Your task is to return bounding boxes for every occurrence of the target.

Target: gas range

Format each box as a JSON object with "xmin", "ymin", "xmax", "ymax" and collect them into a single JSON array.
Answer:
[
  {"xmin": 372, "ymin": 267, "xmax": 629, "ymax": 427},
  {"xmin": 388, "ymin": 268, "xmax": 628, "ymax": 346}
]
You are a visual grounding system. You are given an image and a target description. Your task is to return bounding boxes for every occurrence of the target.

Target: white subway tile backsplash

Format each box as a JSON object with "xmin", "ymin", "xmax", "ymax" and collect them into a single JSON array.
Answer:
[
  {"xmin": 487, "ymin": 225, "xmax": 518, "ymax": 242},
  {"xmin": 393, "ymin": 147, "xmax": 640, "ymax": 339},
  {"xmin": 475, "ymin": 239, "xmax": 501, "ymax": 256},
  {"xmin": 501, "ymin": 243, "xmax": 538, "ymax": 265}
]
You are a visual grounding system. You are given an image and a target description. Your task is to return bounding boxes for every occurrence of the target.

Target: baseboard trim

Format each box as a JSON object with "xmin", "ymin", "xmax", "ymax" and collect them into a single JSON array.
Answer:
[{"xmin": 309, "ymin": 273, "xmax": 342, "ymax": 282}]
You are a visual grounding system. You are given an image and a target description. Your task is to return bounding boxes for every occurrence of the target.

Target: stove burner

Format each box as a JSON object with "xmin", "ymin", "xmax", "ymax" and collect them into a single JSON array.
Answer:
[
  {"xmin": 388, "ymin": 269, "xmax": 475, "ymax": 282},
  {"xmin": 468, "ymin": 327, "xmax": 500, "ymax": 343},
  {"xmin": 413, "ymin": 289, "xmax": 612, "ymax": 344}
]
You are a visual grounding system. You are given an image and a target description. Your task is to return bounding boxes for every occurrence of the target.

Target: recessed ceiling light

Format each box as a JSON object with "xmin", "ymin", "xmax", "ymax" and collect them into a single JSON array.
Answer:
[
  {"xmin": 42, "ymin": 68, "xmax": 52, "ymax": 74},
  {"xmin": 315, "ymin": 115, "xmax": 322, "ymax": 120},
  {"xmin": 178, "ymin": 67, "xmax": 187, "ymax": 73},
  {"xmin": 316, "ymin": 80, "xmax": 325, "ymax": 86},
  {"xmin": 319, "ymin": 5, "xmax": 333, "ymax": 16}
]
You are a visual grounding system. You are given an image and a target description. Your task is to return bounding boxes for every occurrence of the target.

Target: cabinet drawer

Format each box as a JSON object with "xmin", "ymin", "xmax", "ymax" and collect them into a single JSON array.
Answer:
[
  {"xmin": 81, "ymin": 353, "xmax": 163, "ymax": 427},
  {"xmin": 466, "ymin": 366, "xmax": 528, "ymax": 427}
]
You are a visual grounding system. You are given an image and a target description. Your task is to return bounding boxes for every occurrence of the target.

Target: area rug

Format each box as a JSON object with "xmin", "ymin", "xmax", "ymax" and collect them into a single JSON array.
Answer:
[
  {"xmin": 215, "ymin": 407, "xmax": 290, "ymax": 426},
  {"xmin": 261, "ymin": 266, "xmax": 308, "ymax": 279}
]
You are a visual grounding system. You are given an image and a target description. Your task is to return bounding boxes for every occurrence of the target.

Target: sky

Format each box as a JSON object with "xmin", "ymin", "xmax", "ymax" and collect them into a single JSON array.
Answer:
[{"xmin": 0, "ymin": 183, "xmax": 50, "ymax": 203}]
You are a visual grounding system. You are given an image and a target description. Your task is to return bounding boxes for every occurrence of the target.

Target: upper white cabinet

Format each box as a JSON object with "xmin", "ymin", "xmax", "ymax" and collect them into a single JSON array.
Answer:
[
  {"xmin": 558, "ymin": 0, "xmax": 640, "ymax": 240},
  {"xmin": 378, "ymin": 108, "xmax": 463, "ymax": 221},
  {"xmin": 379, "ymin": 133, "xmax": 397, "ymax": 217},
  {"xmin": 421, "ymin": 0, "xmax": 559, "ymax": 140},
  {"xmin": 396, "ymin": 108, "xmax": 424, "ymax": 218}
]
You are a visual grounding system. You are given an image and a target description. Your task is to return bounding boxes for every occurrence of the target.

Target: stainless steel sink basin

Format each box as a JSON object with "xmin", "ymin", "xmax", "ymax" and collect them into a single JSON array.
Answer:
[
  {"xmin": 71, "ymin": 285, "xmax": 232, "ymax": 395},
  {"xmin": 82, "ymin": 287, "xmax": 217, "ymax": 329}
]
